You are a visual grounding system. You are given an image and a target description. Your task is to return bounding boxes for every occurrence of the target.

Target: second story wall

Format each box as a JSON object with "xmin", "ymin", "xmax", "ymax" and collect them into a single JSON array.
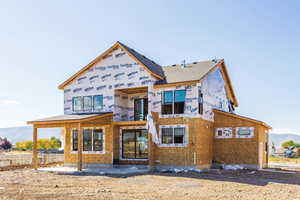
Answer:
[
  {"xmin": 63, "ymin": 47, "xmax": 157, "ymax": 115},
  {"xmin": 149, "ymin": 67, "xmax": 231, "ymax": 121}
]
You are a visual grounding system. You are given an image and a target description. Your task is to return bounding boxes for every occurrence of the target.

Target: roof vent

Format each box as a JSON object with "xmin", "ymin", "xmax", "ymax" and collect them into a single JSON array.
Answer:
[
  {"xmin": 181, "ymin": 60, "xmax": 186, "ymax": 68},
  {"xmin": 212, "ymin": 57, "xmax": 218, "ymax": 63}
]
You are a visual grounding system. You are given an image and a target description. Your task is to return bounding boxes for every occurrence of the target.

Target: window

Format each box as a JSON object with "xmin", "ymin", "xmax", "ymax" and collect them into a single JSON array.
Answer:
[
  {"xmin": 162, "ymin": 91, "xmax": 173, "ymax": 114},
  {"xmin": 215, "ymin": 128, "xmax": 232, "ymax": 138},
  {"xmin": 161, "ymin": 90, "xmax": 186, "ymax": 115},
  {"xmin": 83, "ymin": 96, "xmax": 93, "ymax": 111},
  {"xmin": 161, "ymin": 126, "xmax": 186, "ymax": 146},
  {"xmin": 174, "ymin": 128, "xmax": 185, "ymax": 144},
  {"xmin": 72, "ymin": 128, "xmax": 104, "ymax": 152},
  {"xmin": 93, "ymin": 129, "xmax": 103, "ymax": 151},
  {"xmin": 73, "ymin": 97, "xmax": 83, "ymax": 112},
  {"xmin": 174, "ymin": 90, "xmax": 186, "ymax": 114},
  {"xmin": 83, "ymin": 129, "xmax": 93, "ymax": 151},
  {"xmin": 72, "ymin": 129, "xmax": 78, "ymax": 151},
  {"xmin": 134, "ymin": 98, "xmax": 148, "ymax": 121},
  {"xmin": 236, "ymin": 127, "xmax": 254, "ymax": 138},
  {"xmin": 93, "ymin": 95, "xmax": 103, "ymax": 111},
  {"xmin": 162, "ymin": 128, "xmax": 173, "ymax": 144},
  {"xmin": 198, "ymin": 89, "xmax": 203, "ymax": 115}
]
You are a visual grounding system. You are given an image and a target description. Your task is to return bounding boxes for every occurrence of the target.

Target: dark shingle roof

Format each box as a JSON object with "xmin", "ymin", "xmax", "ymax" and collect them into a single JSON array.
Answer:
[{"xmin": 118, "ymin": 41, "xmax": 165, "ymax": 79}]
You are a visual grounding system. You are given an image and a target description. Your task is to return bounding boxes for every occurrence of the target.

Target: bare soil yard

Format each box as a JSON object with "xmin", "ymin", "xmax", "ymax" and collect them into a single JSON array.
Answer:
[{"xmin": 0, "ymin": 168, "xmax": 300, "ymax": 200}]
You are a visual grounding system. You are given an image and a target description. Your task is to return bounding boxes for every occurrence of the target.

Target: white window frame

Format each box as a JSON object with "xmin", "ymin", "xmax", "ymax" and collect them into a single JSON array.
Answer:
[
  {"xmin": 158, "ymin": 124, "xmax": 188, "ymax": 147},
  {"xmin": 215, "ymin": 128, "xmax": 233, "ymax": 138},
  {"xmin": 71, "ymin": 127, "xmax": 105, "ymax": 154},
  {"xmin": 236, "ymin": 127, "xmax": 254, "ymax": 138}
]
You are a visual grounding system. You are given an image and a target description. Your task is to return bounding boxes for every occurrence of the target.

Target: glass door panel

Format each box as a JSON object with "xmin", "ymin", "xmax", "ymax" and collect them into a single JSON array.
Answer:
[
  {"xmin": 122, "ymin": 130, "xmax": 136, "ymax": 159},
  {"xmin": 135, "ymin": 130, "xmax": 148, "ymax": 159},
  {"xmin": 122, "ymin": 129, "xmax": 148, "ymax": 159}
]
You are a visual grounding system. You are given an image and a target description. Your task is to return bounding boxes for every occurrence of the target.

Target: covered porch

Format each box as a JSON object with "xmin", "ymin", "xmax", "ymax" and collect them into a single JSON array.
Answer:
[{"xmin": 27, "ymin": 113, "xmax": 114, "ymax": 171}]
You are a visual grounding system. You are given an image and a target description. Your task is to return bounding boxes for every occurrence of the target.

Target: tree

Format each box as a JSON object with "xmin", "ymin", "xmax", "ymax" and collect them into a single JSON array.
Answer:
[
  {"xmin": 0, "ymin": 137, "xmax": 12, "ymax": 150},
  {"xmin": 15, "ymin": 137, "xmax": 61, "ymax": 150},
  {"xmin": 281, "ymin": 140, "xmax": 300, "ymax": 149}
]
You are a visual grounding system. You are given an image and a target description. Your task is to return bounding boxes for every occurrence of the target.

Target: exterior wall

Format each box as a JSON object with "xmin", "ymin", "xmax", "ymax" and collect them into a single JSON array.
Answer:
[
  {"xmin": 149, "ymin": 67, "xmax": 231, "ymax": 122},
  {"xmin": 63, "ymin": 47, "xmax": 157, "ymax": 119},
  {"xmin": 63, "ymin": 116, "xmax": 114, "ymax": 165},
  {"xmin": 213, "ymin": 111, "xmax": 269, "ymax": 168},
  {"xmin": 150, "ymin": 113, "xmax": 214, "ymax": 169}
]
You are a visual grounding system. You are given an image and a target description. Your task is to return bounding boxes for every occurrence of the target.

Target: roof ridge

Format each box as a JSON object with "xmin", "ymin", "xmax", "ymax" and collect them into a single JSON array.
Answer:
[{"xmin": 117, "ymin": 41, "xmax": 165, "ymax": 78}]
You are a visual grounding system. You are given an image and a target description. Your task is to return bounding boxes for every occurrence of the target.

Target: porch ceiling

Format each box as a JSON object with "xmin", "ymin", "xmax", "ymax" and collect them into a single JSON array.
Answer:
[{"xmin": 116, "ymin": 86, "xmax": 148, "ymax": 94}]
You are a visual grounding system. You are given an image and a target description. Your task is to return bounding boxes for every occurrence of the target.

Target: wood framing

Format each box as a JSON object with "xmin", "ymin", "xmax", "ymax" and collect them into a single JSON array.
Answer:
[
  {"xmin": 154, "ymin": 80, "xmax": 199, "ymax": 89},
  {"xmin": 32, "ymin": 126, "xmax": 38, "ymax": 170}
]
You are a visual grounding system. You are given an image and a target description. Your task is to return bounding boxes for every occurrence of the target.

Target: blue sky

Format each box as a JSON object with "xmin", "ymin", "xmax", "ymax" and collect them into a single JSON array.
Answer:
[{"xmin": 0, "ymin": 0, "xmax": 299, "ymax": 134}]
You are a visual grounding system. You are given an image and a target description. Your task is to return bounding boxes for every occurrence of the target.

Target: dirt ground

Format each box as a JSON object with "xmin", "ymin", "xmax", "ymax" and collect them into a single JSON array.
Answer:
[{"xmin": 0, "ymin": 168, "xmax": 300, "ymax": 200}]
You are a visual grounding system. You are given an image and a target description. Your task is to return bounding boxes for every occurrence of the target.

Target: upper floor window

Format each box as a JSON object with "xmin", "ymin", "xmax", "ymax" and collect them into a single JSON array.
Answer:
[
  {"xmin": 83, "ymin": 96, "xmax": 93, "ymax": 111},
  {"xmin": 93, "ymin": 95, "xmax": 103, "ymax": 111},
  {"xmin": 162, "ymin": 90, "xmax": 186, "ymax": 115},
  {"xmin": 198, "ymin": 89, "xmax": 203, "ymax": 115},
  {"xmin": 73, "ymin": 97, "xmax": 83, "ymax": 112},
  {"xmin": 72, "ymin": 95, "xmax": 103, "ymax": 112}
]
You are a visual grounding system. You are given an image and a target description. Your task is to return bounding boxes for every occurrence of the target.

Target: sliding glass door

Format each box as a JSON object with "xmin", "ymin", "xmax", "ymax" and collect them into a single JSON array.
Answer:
[{"xmin": 122, "ymin": 129, "xmax": 148, "ymax": 159}]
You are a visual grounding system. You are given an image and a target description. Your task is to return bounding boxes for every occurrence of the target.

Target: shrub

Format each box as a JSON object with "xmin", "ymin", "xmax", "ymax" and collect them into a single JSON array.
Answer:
[{"xmin": 0, "ymin": 137, "xmax": 12, "ymax": 150}]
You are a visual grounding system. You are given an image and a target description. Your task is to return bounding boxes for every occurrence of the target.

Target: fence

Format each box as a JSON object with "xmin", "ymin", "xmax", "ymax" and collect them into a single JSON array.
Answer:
[{"xmin": 0, "ymin": 153, "xmax": 64, "ymax": 167}]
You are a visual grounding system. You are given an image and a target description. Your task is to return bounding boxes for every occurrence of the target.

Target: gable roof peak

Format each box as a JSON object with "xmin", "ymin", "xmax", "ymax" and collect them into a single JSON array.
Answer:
[{"xmin": 58, "ymin": 41, "xmax": 165, "ymax": 89}]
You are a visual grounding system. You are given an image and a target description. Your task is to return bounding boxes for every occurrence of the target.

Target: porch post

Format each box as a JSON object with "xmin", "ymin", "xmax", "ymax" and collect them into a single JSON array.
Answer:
[
  {"xmin": 77, "ymin": 123, "xmax": 83, "ymax": 171},
  {"xmin": 32, "ymin": 125, "xmax": 38, "ymax": 170}
]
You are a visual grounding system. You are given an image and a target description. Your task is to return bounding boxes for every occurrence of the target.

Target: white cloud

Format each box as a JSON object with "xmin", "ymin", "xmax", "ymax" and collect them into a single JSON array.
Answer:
[
  {"xmin": 271, "ymin": 128, "xmax": 300, "ymax": 135},
  {"xmin": 0, "ymin": 100, "xmax": 20, "ymax": 105}
]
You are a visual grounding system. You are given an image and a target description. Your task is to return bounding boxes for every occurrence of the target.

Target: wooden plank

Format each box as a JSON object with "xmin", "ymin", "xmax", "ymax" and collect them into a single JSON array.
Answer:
[
  {"xmin": 153, "ymin": 80, "xmax": 198, "ymax": 89},
  {"xmin": 112, "ymin": 120, "xmax": 147, "ymax": 126},
  {"xmin": 32, "ymin": 126, "xmax": 38, "ymax": 170}
]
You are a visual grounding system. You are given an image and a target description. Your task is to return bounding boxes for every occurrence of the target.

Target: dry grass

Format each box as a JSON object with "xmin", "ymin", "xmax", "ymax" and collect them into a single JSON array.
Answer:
[{"xmin": 269, "ymin": 156, "xmax": 300, "ymax": 163}]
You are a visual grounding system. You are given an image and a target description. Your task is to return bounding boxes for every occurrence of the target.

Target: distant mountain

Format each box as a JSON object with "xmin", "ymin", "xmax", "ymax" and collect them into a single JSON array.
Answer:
[
  {"xmin": 269, "ymin": 133, "xmax": 300, "ymax": 148},
  {"xmin": 0, "ymin": 126, "xmax": 61, "ymax": 144}
]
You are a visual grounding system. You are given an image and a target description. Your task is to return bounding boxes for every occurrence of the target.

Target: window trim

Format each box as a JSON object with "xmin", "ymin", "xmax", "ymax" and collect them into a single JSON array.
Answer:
[
  {"xmin": 161, "ymin": 90, "xmax": 186, "ymax": 115},
  {"xmin": 235, "ymin": 127, "xmax": 254, "ymax": 138},
  {"xmin": 215, "ymin": 128, "xmax": 233, "ymax": 138},
  {"xmin": 71, "ymin": 127, "xmax": 105, "ymax": 154},
  {"xmin": 158, "ymin": 124, "xmax": 188, "ymax": 147}
]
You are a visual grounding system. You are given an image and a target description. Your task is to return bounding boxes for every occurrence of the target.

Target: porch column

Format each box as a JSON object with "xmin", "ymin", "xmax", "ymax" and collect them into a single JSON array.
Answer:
[
  {"xmin": 32, "ymin": 125, "xmax": 38, "ymax": 170},
  {"xmin": 77, "ymin": 123, "xmax": 83, "ymax": 171}
]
